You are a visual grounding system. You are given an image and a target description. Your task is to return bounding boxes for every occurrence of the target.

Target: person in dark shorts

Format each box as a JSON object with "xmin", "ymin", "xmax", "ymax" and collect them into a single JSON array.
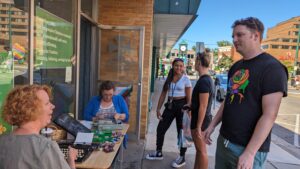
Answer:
[{"xmin": 191, "ymin": 49, "xmax": 214, "ymax": 169}]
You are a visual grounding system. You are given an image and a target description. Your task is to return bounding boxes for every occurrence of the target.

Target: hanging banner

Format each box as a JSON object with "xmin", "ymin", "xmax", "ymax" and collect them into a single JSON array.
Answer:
[{"xmin": 35, "ymin": 7, "xmax": 73, "ymax": 68}]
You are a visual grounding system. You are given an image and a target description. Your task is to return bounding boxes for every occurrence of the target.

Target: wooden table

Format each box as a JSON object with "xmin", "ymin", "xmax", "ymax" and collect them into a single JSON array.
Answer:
[{"xmin": 76, "ymin": 124, "xmax": 129, "ymax": 169}]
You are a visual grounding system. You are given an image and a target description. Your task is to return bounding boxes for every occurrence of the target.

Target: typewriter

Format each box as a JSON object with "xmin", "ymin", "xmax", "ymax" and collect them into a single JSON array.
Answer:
[{"xmin": 58, "ymin": 140, "xmax": 96, "ymax": 163}]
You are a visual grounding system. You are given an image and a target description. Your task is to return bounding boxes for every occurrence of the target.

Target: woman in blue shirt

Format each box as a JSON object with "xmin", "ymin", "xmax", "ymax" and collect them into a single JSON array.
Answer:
[{"xmin": 84, "ymin": 81, "xmax": 129, "ymax": 122}]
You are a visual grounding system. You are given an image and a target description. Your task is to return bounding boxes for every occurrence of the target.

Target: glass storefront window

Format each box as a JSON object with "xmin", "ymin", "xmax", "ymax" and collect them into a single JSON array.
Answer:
[
  {"xmin": 34, "ymin": 0, "xmax": 76, "ymax": 119},
  {"xmin": 0, "ymin": 0, "xmax": 29, "ymax": 134}
]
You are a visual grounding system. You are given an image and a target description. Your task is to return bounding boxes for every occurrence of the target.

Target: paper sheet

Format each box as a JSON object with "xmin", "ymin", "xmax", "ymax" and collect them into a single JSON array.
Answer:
[
  {"xmin": 74, "ymin": 132, "xmax": 94, "ymax": 145},
  {"xmin": 80, "ymin": 120, "xmax": 93, "ymax": 129}
]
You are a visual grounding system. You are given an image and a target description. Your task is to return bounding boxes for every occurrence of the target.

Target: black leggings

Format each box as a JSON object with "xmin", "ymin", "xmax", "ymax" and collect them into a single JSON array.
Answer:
[{"xmin": 156, "ymin": 98, "xmax": 187, "ymax": 156}]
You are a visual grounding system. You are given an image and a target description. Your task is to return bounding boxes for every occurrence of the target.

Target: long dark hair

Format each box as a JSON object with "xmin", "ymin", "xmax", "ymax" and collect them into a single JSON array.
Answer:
[{"xmin": 162, "ymin": 58, "xmax": 184, "ymax": 91}]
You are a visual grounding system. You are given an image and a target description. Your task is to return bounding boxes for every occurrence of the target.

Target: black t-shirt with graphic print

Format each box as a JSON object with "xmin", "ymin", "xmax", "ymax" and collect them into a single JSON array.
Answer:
[
  {"xmin": 220, "ymin": 52, "xmax": 288, "ymax": 152},
  {"xmin": 190, "ymin": 75, "xmax": 214, "ymax": 130}
]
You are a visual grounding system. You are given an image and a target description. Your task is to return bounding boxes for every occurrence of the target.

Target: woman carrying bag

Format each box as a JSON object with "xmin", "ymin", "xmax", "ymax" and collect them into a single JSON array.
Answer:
[{"xmin": 191, "ymin": 50, "xmax": 214, "ymax": 169}]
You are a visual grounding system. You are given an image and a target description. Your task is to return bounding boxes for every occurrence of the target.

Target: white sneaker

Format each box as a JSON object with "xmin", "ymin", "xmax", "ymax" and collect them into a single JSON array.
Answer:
[
  {"xmin": 171, "ymin": 156, "xmax": 186, "ymax": 168},
  {"xmin": 145, "ymin": 151, "xmax": 163, "ymax": 160}
]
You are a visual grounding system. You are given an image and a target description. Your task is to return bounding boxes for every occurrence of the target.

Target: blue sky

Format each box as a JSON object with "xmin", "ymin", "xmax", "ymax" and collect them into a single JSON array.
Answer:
[{"xmin": 176, "ymin": 0, "xmax": 300, "ymax": 49}]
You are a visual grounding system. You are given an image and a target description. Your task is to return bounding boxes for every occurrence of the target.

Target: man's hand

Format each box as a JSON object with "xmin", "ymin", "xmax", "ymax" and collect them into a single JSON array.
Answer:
[
  {"xmin": 237, "ymin": 151, "xmax": 255, "ymax": 169},
  {"xmin": 156, "ymin": 110, "xmax": 163, "ymax": 120},
  {"xmin": 203, "ymin": 125, "xmax": 215, "ymax": 145}
]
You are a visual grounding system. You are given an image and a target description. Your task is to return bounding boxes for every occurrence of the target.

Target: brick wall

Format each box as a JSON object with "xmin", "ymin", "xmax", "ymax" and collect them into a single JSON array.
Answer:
[
  {"xmin": 98, "ymin": 0, "xmax": 154, "ymax": 138},
  {"xmin": 262, "ymin": 16, "xmax": 300, "ymax": 62}
]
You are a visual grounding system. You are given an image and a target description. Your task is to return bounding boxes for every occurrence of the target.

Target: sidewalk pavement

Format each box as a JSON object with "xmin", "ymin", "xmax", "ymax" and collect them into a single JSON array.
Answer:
[{"xmin": 122, "ymin": 79, "xmax": 300, "ymax": 169}]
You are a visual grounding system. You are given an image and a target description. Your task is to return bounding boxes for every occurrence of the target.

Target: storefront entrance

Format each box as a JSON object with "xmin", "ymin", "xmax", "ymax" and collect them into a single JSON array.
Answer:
[
  {"xmin": 98, "ymin": 25, "xmax": 144, "ymax": 140},
  {"xmin": 78, "ymin": 16, "xmax": 99, "ymax": 119}
]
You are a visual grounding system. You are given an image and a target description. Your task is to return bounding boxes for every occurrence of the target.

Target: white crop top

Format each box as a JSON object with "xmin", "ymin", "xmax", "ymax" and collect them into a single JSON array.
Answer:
[{"xmin": 168, "ymin": 75, "xmax": 192, "ymax": 97}]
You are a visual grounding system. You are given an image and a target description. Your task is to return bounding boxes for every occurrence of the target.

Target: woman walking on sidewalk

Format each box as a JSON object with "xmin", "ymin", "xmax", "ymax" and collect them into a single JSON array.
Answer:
[
  {"xmin": 191, "ymin": 50, "xmax": 214, "ymax": 169},
  {"xmin": 146, "ymin": 58, "xmax": 192, "ymax": 168}
]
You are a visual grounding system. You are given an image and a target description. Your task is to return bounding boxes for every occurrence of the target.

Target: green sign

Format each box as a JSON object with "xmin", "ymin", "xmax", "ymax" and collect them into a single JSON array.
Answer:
[
  {"xmin": 35, "ymin": 7, "xmax": 73, "ymax": 68},
  {"xmin": 0, "ymin": 52, "xmax": 13, "ymax": 135}
]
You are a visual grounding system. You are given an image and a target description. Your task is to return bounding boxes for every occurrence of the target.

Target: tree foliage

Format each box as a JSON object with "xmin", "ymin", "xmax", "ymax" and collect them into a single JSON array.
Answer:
[
  {"xmin": 216, "ymin": 56, "xmax": 233, "ymax": 71},
  {"xmin": 192, "ymin": 45, "xmax": 196, "ymax": 51},
  {"xmin": 280, "ymin": 60, "xmax": 293, "ymax": 75},
  {"xmin": 217, "ymin": 40, "xmax": 232, "ymax": 47},
  {"xmin": 211, "ymin": 48, "xmax": 219, "ymax": 64}
]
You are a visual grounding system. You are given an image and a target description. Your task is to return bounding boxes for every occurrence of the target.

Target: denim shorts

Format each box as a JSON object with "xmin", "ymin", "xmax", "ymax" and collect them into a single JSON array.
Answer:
[{"xmin": 215, "ymin": 135, "xmax": 268, "ymax": 169}]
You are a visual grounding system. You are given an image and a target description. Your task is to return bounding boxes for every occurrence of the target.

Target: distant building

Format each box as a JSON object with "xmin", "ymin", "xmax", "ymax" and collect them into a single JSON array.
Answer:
[
  {"xmin": 217, "ymin": 16, "xmax": 300, "ymax": 63},
  {"xmin": 217, "ymin": 46, "xmax": 232, "ymax": 61},
  {"xmin": 170, "ymin": 48, "xmax": 196, "ymax": 74},
  {"xmin": 170, "ymin": 48, "xmax": 196, "ymax": 59},
  {"xmin": 0, "ymin": 1, "xmax": 28, "ymax": 50},
  {"xmin": 231, "ymin": 46, "xmax": 242, "ymax": 62},
  {"xmin": 262, "ymin": 16, "xmax": 300, "ymax": 62}
]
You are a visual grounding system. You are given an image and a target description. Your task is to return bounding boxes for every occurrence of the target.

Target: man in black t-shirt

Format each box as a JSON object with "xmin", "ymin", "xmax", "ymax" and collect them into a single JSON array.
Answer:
[{"xmin": 204, "ymin": 17, "xmax": 288, "ymax": 169}]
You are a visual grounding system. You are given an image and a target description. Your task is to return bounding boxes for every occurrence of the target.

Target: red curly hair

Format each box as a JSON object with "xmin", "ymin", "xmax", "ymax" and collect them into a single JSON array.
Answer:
[{"xmin": 1, "ymin": 84, "xmax": 52, "ymax": 127}]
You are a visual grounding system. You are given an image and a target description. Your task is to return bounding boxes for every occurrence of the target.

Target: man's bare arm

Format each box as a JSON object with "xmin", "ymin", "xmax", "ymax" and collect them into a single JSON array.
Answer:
[{"xmin": 238, "ymin": 92, "xmax": 283, "ymax": 169}]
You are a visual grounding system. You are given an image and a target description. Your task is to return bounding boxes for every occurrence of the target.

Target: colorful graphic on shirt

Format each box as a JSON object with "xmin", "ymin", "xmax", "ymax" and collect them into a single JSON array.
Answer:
[{"xmin": 229, "ymin": 69, "xmax": 249, "ymax": 103}]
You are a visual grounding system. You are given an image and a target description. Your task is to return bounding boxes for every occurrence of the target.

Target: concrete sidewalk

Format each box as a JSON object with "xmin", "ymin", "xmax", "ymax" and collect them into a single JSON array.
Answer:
[{"xmin": 122, "ymin": 79, "xmax": 300, "ymax": 169}]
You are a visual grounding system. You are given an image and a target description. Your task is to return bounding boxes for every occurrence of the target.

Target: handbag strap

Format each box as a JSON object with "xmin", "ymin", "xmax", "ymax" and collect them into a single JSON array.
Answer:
[{"xmin": 170, "ymin": 82, "xmax": 177, "ymax": 101}]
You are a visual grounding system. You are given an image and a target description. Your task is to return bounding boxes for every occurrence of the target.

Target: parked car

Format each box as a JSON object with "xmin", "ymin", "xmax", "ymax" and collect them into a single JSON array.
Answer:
[{"xmin": 215, "ymin": 74, "xmax": 228, "ymax": 101}]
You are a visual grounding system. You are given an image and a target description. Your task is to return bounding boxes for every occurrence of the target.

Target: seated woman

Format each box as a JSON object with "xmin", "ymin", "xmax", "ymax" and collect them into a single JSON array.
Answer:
[
  {"xmin": 84, "ymin": 81, "xmax": 129, "ymax": 123},
  {"xmin": 0, "ymin": 85, "xmax": 77, "ymax": 169}
]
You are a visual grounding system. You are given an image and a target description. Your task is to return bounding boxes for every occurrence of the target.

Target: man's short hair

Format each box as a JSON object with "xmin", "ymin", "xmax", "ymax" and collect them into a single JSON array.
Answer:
[{"xmin": 232, "ymin": 17, "xmax": 264, "ymax": 40}]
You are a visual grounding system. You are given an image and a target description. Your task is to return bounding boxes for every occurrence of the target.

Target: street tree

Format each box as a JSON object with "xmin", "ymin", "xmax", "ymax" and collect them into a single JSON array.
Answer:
[
  {"xmin": 217, "ymin": 56, "xmax": 233, "ymax": 72},
  {"xmin": 192, "ymin": 45, "xmax": 196, "ymax": 51},
  {"xmin": 217, "ymin": 40, "xmax": 232, "ymax": 47}
]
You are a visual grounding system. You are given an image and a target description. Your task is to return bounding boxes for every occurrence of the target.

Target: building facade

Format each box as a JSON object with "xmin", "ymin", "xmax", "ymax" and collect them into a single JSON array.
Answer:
[
  {"xmin": 262, "ymin": 16, "xmax": 300, "ymax": 63},
  {"xmin": 169, "ymin": 48, "xmax": 196, "ymax": 75},
  {"xmin": 0, "ymin": 0, "xmax": 201, "ymax": 139}
]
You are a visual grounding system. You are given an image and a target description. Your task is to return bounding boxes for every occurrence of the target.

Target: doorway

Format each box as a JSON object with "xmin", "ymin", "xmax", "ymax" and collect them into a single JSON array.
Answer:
[
  {"xmin": 78, "ymin": 17, "xmax": 98, "ymax": 119},
  {"xmin": 98, "ymin": 25, "xmax": 144, "ymax": 140}
]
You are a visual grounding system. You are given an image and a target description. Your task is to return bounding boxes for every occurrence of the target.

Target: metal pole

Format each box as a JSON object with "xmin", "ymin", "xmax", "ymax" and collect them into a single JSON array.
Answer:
[
  {"xmin": 294, "ymin": 114, "xmax": 299, "ymax": 147},
  {"xmin": 8, "ymin": 3, "xmax": 14, "ymax": 80},
  {"xmin": 293, "ymin": 25, "xmax": 300, "ymax": 76},
  {"xmin": 8, "ymin": 4, "xmax": 12, "ymax": 51}
]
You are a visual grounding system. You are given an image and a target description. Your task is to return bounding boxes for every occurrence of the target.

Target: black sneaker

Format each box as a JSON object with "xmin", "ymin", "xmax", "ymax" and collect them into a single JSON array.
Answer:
[
  {"xmin": 145, "ymin": 151, "xmax": 163, "ymax": 160},
  {"xmin": 171, "ymin": 156, "xmax": 186, "ymax": 168}
]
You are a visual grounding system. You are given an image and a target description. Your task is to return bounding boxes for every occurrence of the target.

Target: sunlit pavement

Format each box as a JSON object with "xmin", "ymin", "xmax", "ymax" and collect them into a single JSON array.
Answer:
[
  {"xmin": 108, "ymin": 78, "xmax": 300, "ymax": 169},
  {"xmin": 122, "ymin": 79, "xmax": 300, "ymax": 169}
]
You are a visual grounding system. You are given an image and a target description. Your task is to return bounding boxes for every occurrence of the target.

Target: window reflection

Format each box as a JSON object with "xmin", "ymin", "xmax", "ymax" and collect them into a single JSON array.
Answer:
[
  {"xmin": 0, "ymin": 0, "xmax": 29, "ymax": 85},
  {"xmin": 0, "ymin": 0, "xmax": 29, "ymax": 134},
  {"xmin": 34, "ymin": 0, "xmax": 76, "ymax": 118}
]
